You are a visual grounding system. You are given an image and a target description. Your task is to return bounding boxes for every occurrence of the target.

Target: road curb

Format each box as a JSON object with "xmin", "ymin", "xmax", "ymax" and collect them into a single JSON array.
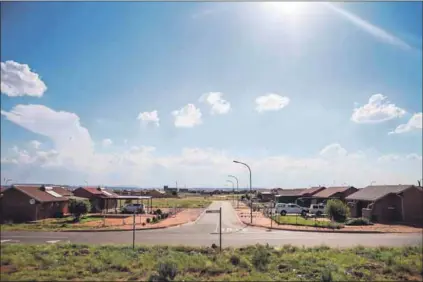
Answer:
[{"xmin": 242, "ymin": 222, "xmax": 408, "ymax": 234}]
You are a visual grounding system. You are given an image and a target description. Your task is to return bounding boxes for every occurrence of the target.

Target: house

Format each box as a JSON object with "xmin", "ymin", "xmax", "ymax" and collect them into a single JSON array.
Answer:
[
  {"xmin": 295, "ymin": 186, "xmax": 327, "ymax": 207},
  {"xmin": 257, "ymin": 191, "xmax": 274, "ymax": 202},
  {"xmin": 312, "ymin": 186, "xmax": 358, "ymax": 203},
  {"xmin": 72, "ymin": 186, "xmax": 119, "ymax": 213},
  {"xmin": 142, "ymin": 189, "xmax": 167, "ymax": 198},
  {"xmin": 0, "ymin": 185, "xmax": 71, "ymax": 223},
  {"xmin": 346, "ymin": 185, "xmax": 423, "ymax": 225},
  {"xmin": 163, "ymin": 186, "xmax": 178, "ymax": 194},
  {"xmin": 275, "ymin": 189, "xmax": 305, "ymax": 204}
]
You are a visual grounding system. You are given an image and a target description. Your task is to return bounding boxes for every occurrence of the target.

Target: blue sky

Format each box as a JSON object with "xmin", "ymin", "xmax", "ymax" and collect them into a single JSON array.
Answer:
[{"xmin": 1, "ymin": 2, "xmax": 422, "ymax": 188}]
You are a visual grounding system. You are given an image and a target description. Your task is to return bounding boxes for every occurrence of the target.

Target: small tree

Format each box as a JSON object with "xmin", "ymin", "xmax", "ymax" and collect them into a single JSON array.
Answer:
[
  {"xmin": 69, "ymin": 199, "xmax": 91, "ymax": 222},
  {"xmin": 325, "ymin": 199, "xmax": 350, "ymax": 223}
]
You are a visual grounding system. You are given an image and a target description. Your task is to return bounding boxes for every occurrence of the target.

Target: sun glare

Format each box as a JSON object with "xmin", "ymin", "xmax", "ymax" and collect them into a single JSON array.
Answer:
[{"xmin": 267, "ymin": 2, "xmax": 307, "ymax": 16}]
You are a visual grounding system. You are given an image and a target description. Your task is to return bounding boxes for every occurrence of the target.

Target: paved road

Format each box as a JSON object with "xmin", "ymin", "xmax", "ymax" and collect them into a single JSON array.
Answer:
[{"xmin": 1, "ymin": 201, "xmax": 422, "ymax": 248}]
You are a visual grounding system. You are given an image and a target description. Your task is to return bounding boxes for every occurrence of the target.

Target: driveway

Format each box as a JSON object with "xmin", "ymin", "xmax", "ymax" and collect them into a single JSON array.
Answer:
[{"xmin": 1, "ymin": 201, "xmax": 422, "ymax": 248}]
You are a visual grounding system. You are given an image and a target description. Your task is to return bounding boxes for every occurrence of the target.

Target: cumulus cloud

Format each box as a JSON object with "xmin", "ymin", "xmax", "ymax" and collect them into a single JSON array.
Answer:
[
  {"xmin": 137, "ymin": 110, "xmax": 159, "ymax": 126},
  {"xmin": 389, "ymin": 113, "xmax": 422, "ymax": 134},
  {"xmin": 351, "ymin": 94, "xmax": 406, "ymax": 123},
  {"xmin": 29, "ymin": 140, "xmax": 42, "ymax": 149},
  {"xmin": 1, "ymin": 61, "xmax": 47, "ymax": 97},
  {"xmin": 199, "ymin": 92, "xmax": 231, "ymax": 115},
  {"xmin": 1, "ymin": 104, "xmax": 94, "ymax": 166},
  {"xmin": 255, "ymin": 93, "xmax": 290, "ymax": 113},
  {"xmin": 172, "ymin": 104, "xmax": 202, "ymax": 127},
  {"xmin": 102, "ymin": 138, "xmax": 113, "ymax": 147},
  {"xmin": 319, "ymin": 143, "xmax": 348, "ymax": 159}
]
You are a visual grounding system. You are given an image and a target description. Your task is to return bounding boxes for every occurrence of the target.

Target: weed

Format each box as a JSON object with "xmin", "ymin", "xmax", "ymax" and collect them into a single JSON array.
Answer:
[
  {"xmin": 252, "ymin": 245, "xmax": 271, "ymax": 271},
  {"xmin": 321, "ymin": 269, "xmax": 333, "ymax": 282},
  {"xmin": 229, "ymin": 254, "xmax": 240, "ymax": 266}
]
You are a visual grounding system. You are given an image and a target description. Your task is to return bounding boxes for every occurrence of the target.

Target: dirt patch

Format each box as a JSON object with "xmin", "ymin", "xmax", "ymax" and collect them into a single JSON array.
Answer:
[{"xmin": 0, "ymin": 265, "xmax": 17, "ymax": 274}]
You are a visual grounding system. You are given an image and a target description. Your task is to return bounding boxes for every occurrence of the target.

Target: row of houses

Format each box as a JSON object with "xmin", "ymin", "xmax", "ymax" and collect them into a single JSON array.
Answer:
[
  {"xmin": 257, "ymin": 185, "xmax": 423, "ymax": 225},
  {"xmin": 0, "ymin": 185, "xmax": 153, "ymax": 223}
]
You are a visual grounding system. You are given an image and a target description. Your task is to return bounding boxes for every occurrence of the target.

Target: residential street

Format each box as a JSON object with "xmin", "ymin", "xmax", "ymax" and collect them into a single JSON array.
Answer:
[{"xmin": 1, "ymin": 201, "xmax": 422, "ymax": 248}]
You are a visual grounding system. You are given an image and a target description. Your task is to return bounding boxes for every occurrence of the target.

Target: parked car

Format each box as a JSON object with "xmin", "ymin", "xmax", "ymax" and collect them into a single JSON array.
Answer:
[
  {"xmin": 309, "ymin": 204, "xmax": 325, "ymax": 216},
  {"xmin": 275, "ymin": 203, "xmax": 308, "ymax": 216},
  {"xmin": 122, "ymin": 203, "xmax": 144, "ymax": 213}
]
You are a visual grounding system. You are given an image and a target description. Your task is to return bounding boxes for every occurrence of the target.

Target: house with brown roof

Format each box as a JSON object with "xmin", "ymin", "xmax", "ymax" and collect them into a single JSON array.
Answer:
[
  {"xmin": 294, "ymin": 186, "xmax": 327, "ymax": 207},
  {"xmin": 312, "ymin": 186, "xmax": 358, "ymax": 203},
  {"xmin": 257, "ymin": 191, "xmax": 274, "ymax": 202},
  {"xmin": 0, "ymin": 185, "xmax": 71, "ymax": 223},
  {"xmin": 275, "ymin": 189, "xmax": 305, "ymax": 204},
  {"xmin": 72, "ymin": 186, "xmax": 119, "ymax": 213},
  {"xmin": 346, "ymin": 185, "xmax": 423, "ymax": 225}
]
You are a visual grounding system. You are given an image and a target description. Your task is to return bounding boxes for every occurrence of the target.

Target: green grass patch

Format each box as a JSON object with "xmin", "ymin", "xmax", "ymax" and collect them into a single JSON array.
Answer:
[
  {"xmin": 151, "ymin": 197, "xmax": 214, "ymax": 208},
  {"xmin": 273, "ymin": 215, "xmax": 344, "ymax": 229},
  {"xmin": 1, "ymin": 244, "xmax": 421, "ymax": 281},
  {"xmin": 0, "ymin": 216, "xmax": 114, "ymax": 232}
]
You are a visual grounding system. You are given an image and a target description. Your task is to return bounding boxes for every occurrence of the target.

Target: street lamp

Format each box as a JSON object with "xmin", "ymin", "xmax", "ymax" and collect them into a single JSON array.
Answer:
[
  {"xmin": 226, "ymin": 179, "xmax": 235, "ymax": 205},
  {"xmin": 233, "ymin": 160, "xmax": 253, "ymax": 224},
  {"xmin": 228, "ymin": 175, "xmax": 239, "ymax": 208}
]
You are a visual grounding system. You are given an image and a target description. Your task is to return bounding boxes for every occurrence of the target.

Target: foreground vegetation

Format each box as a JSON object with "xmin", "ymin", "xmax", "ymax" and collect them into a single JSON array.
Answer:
[
  {"xmin": 273, "ymin": 215, "xmax": 344, "ymax": 229},
  {"xmin": 1, "ymin": 243, "xmax": 422, "ymax": 281}
]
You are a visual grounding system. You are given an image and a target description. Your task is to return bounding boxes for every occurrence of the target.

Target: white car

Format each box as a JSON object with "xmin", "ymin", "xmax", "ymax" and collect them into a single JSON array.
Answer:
[
  {"xmin": 309, "ymin": 204, "xmax": 325, "ymax": 216},
  {"xmin": 122, "ymin": 203, "xmax": 144, "ymax": 213},
  {"xmin": 275, "ymin": 203, "xmax": 309, "ymax": 216}
]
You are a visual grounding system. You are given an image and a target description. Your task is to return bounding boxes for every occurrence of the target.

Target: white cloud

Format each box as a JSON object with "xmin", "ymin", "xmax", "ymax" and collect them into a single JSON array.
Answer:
[
  {"xmin": 172, "ymin": 104, "xmax": 202, "ymax": 128},
  {"xmin": 319, "ymin": 143, "xmax": 348, "ymax": 159},
  {"xmin": 29, "ymin": 140, "xmax": 41, "ymax": 149},
  {"xmin": 199, "ymin": 92, "xmax": 231, "ymax": 115},
  {"xmin": 137, "ymin": 110, "xmax": 159, "ymax": 126},
  {"xmin": 1, "ymin": 61, "xmax": 47, "ymax": 97},
  {"xmin": 351, "ymin": 94, "xmax": 406, "ymax": 123},
  {"xmin": 389, "ymin": 113, "xmax": 422, "ymax": 134},
  {"xmin": 324, "ymin": 3, "xmax": 411, "ymax": 50},
  {"xmin": 102, "ymin": 138, "xmax": 113, "ymax": 147},
  {"xmin": 1, "ymin": 104, "xmax": 94, "ymax": 166},
  {"xmin": 255, "ymin": 93, "xmax": 290, "ymax": 113}
]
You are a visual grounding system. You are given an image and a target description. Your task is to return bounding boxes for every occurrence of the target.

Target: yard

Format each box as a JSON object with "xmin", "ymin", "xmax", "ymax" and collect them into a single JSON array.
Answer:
[
  {"xmin": 1, "ymin": 244, "xmax": 421, "ymax": 281},
  {"xmin": 272, "ymin": 215, "xmax": 343, "ymax": 229}
]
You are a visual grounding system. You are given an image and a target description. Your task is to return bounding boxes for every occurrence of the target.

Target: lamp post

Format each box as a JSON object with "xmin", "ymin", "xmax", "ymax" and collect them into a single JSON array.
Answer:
[
  {"xmin": 233, "ymin": 160, "xmax": 252, "ymax": 224},
  {"xmin": 228, "ymin": 175, "xmax": 239, "ymax": 208},
  {"xmin": 226, "ymin": 179, "xmax": 235, "ymax": 205}
]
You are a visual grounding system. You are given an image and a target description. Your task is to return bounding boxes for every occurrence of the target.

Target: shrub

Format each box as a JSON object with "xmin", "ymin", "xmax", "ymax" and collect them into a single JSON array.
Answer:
[
  {"xmin": 146, "ymin": 218, "xmax": 151, "ymax": 224},
  {"xmin": 321, "ymin": 269, "xmax": 333, "ymax": 282},
  {"xmin": 157, "ymin": 260, "xmax": 178, "ymax": 281},
  {"xmin": 142, "ymin": 222, "xmax": 146, "ymax": 226},
  {"xmin": 211, "ymin": 243, "xmax": 218, "ymax": 249},
  {"xmin": 325, "ymin": 199, "xmax": 350, "ymax": 222},
  {"xmin": 68, "ymin": 199, "xmax": 91, "ymax": 222},
  {"xmin": 252, "ymin": 245, "xmax": 271, "ymax": 271},
  {"xmin": 152, "ymin": 217, "xmax": 158, "ymax": 223},
  {"xmin": 230, "ymin": 255, "xmax": 240, "ymax": 266},
  {"xmin": 156, "ymin": 209, "xmax": 162, "ymax": 215},
  {"xmin": 345, "ymin": 217, "xmax": 373, "ymax": 226}
]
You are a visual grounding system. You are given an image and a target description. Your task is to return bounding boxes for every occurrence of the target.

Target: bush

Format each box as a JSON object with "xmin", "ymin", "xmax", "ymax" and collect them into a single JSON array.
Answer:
[
  {"xmin": 156, "ymin": 209, "xmax": 162, "ymax": 215},
  {"xmin": 211, "ymin": 243, "xmax": 218, "ymax": 249},
  {"xmin": 230, "ymin": 255, "xmax": 240, "ymax": 266},
  {"xmin": 146, "ymin": 218, "xmax": 151, "ymax": 224},
  {"xmin": 321, "ymin": 269, "xmax": 333, "ymax": 282},
  {"xmin": 152, "ymin": 217, "xmax": 158, "ymax": 223},
  {"xmin": 252, "ymin": 245, "xmax": 271, "ymax": 271},
  {"xmin": 345, "ymin": 217, "xmax": 373, "ymax": 226},
  {"xmin": 69, "ymin": 199, "xmax": 91, "ymax": 222},
  {"xmin": 325, "ymin": 199, "xmax": 350, "ymax": 222},
  {"xmin": 157, "ymin": 260, "xmax": 178, "ymax": 281},
  {"xmin": 142, "ymin": 222, "xmax": 146, "ymax": 226}
]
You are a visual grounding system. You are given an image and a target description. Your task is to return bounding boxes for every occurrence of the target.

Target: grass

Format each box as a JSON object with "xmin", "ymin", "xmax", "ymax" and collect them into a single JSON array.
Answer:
[
  {"xmin": 273, "ymin": 215, "xmax": 344, "ymax": 229},
  {"xmin": 0, "ymin": 216, "xmax": 116, "ymax": 232},
  {"xmin": 1, "ymin": 244, "xmax": 421, "ymax": 281}
]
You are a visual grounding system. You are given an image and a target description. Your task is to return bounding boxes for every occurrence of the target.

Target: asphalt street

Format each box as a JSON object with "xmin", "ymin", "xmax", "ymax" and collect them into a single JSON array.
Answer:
[{"xmin": 1, "ymin": 201, "xmax": 422, "ymax": 248}]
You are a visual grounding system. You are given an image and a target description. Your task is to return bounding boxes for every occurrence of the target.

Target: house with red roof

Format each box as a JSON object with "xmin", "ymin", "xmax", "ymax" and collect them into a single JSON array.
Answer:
[
  {"xmin": 0, "ymin": 185, "xmax": 71, "ymax": 223},
  {"xmin": 72, "ymin": 186, "xmax": 119, "ymax": 213}
]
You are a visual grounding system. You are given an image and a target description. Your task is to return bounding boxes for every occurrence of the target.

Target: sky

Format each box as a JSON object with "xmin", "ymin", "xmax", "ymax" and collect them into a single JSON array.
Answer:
[{"xmin": 1, "ymin": 2, "xmax": 422, "ymax": 188}]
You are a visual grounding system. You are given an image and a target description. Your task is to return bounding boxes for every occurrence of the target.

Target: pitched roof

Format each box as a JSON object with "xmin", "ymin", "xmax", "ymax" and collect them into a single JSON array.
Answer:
[
  {"xmin": 299, "ymin": 186, "xmax": 326, "ymax": 196},
  {"xmin": 313, "ymin": 186, "xmax": 355, "ymax": 198},
  {"xmin": 11, "ymin": 185, "xmax": 70, "ymax": 203},
  {"xmin": 345, "ymin": 185, "xmax": 415, "ymax": 201},
  {"xmin": 79, "ymin": 187, "xmax": 120, "ymax": 198},
  {"xmin": 276, "ymin": 189, "xmax": 305, "ymax": 197}
]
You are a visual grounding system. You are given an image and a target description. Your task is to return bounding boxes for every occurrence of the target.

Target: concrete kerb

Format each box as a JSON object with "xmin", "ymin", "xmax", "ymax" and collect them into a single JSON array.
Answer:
[{"xmin": 242, "ymin": 222, "xmax": 404, "ymax": 234}]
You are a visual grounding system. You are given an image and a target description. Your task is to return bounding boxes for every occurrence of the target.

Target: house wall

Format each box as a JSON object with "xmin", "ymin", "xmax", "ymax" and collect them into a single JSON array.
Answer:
[
  {"xmin": 0, "ymin": 188, "xmax": 37, "ymax": 222},
  {"xmin": 37, "ymin": 202, "xmax": 69, "ymax": 219},
  {"xmin": 402, "ymin": 187, "xmax": 423, "ymax": 225},
  {"xmin": 372, "ymin": 194, "xmax": 402, "ymax": 223}
]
